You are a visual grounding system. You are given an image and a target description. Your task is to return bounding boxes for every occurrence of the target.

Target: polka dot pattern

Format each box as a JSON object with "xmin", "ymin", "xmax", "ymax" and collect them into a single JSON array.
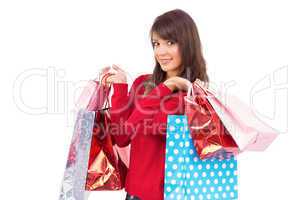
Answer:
[{"xmin": 164, "ymin": 115, "xmax": 238, "ymax": 200}]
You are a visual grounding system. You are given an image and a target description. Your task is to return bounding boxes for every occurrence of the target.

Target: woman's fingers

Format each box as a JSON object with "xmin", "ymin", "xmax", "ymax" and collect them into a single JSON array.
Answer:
[
  {"xmin": 99, "ymin": 65, "xmax": 127, "ymax": 85},
  {"xmin": 104, "ymin": 75, "xmax": 114, "ymax": 84},
  {"xmin": 100, "ymin": 73, "xmax": 115, "ymax": 85},
  {"xmin": 100, "ymin": 66, "xmax": 111, "ymax": 74},
  {"xmin": 182, "ymin": 79, "xmax": 192, "ymax": 91},
  {"xmin": 185, "ymin": 79, "xmax": 192, "ymax": 87},
  {"xmin": 174, "ymin": 77, "xmax": 191, "ymax": 91}
]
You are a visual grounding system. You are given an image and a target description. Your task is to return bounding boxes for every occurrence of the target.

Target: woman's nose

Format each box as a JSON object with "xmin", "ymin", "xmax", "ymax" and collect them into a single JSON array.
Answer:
[{"xmin": 156, "ymin": 45, "xmax": 169, "ymax": 55}]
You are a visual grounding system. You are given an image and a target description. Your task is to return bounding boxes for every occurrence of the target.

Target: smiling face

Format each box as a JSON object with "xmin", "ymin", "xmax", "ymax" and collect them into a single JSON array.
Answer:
[{"xmin": 151, "ymin": 32, "xmax": 182, "ymax": 78}]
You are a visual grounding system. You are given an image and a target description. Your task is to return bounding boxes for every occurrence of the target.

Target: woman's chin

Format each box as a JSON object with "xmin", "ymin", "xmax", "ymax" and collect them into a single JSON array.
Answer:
[
  {"xmin": 160, "ymin": 64, "xmax": 173, "ymax": 72},
  {"xmin": 160, "ymin": 66, "xmax": 168, "ymax": 72}
]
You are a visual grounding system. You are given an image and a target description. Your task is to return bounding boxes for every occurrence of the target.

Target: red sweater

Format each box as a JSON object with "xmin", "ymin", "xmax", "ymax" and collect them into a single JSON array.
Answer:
[{"xmin": 110, "ymin": 74, "xmax": 186, "ymax": 200}]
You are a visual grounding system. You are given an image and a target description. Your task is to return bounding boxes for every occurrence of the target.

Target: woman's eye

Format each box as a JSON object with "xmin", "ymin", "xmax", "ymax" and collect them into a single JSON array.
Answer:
[
  {"xmin": 152, "ymin": 41, "xmax": 174, "ymax": 47},
  {"xmin": 152, "ymin": 42, "xmax": 159, "ymax": 46},
  {"xmin": 167, "ymin": 41, "xmax": 174, "ymax": 45}
]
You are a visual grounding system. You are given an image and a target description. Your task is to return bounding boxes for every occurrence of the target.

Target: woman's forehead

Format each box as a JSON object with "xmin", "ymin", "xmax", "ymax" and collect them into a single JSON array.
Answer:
[
  {"xmin": 151, "ymin": 32, "xmax": 163, "ymax": 40},
  {"xmin": 152, "ymin": 32, "xmax": 170, "ymax": 41}
]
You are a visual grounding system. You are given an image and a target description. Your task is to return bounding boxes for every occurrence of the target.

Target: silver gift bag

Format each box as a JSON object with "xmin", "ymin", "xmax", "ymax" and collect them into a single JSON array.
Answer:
[{"xmin": 59, "ymin": 110, "xmax": 95, "ymax": 200}]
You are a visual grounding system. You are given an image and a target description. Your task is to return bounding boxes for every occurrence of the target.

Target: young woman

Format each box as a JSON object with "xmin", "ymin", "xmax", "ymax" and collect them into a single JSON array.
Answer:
[{"xmin": 101, "ymin": 9, "xmax": 209, "ymax": 200}]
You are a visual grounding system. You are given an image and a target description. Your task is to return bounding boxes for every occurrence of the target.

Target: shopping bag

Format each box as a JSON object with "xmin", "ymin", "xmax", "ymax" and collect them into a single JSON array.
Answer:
[
  {"xmin": 185, "ymin": 82, "xmax": 238, "ymax": 160},
  {"xmin": 84, "ymin": 73, "xmax": 128, "ymax": 191},
  {"xmin": 59, "ymin": 73, "xmax": 129, "ymax": 200},
  {"xmin": 85, "ymin": 107, "xmax": 127, "ymax": 191},
  {"xmin": 75, "ymin": 80, "xmax": 100, "ymax": 111},
  {"xmin": 75, "ymin": 76, "xmax": 113, "ymax": 111},
  {"xmin": 191, "ymin": 79, "xmax": 279, "ymax": 152},
  {"xmin": 164, "ymin": 115, "xmax": 238, "ymax": 200},
  {"xmin": 59, "ymin": 110, "xmax": 95, "ymax": 200}
]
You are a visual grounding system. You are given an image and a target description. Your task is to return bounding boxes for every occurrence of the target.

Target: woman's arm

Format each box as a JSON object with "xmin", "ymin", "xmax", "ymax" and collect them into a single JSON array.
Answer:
[
  {"xmin": 109, "ymin": 75, "xmax": 147, "ymax": 147},
  {"xmin": 127, "ymin": 83, "xmax": 186, "ymax": 136},
  {"xmin": 110, "ymin": 81, "xmax": 186, "ymax": 147}
]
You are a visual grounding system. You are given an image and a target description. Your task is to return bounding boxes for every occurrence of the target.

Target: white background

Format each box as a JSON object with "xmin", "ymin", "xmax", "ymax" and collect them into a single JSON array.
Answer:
[{"xmin": 0, "ymin": 0, "xmax": 299, "ymax": 199}]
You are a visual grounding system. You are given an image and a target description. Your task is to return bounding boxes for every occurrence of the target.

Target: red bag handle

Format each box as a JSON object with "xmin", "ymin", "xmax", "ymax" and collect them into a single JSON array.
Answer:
[{"xmin": 99, "ymin": 73, "xmax": 113, "ymax": 109}]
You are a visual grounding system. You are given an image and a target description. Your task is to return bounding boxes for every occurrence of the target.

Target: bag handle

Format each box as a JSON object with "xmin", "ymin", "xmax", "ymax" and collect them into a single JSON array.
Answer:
[
  {"xmin": 99, "ymin": 72, "xmax": 113, "ymax": 109},
  {"xmin": 187, "ymin": 79, "xmax": 210, "ymax": 99}
]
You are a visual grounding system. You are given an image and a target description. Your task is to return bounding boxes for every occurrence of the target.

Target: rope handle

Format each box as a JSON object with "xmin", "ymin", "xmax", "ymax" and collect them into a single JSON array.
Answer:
[
  {"xmin": 99, "ymin": 72, "xmax": 114, "ymax": 109},
  {"xmin": 187, "ymin": 79, "xmax": 211, "ymax": 99}
]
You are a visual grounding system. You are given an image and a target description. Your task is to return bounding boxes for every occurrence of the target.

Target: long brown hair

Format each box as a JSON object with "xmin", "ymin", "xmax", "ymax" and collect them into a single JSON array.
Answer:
[{"xmin": 144, "ymin": 9, "xmax": 209, "ymax": 94}]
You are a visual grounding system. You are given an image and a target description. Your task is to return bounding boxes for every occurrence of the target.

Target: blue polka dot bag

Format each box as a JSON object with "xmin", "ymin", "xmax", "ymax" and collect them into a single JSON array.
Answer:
[{"xmin": 164, "ymin": 115, "xmax": 238, "ymax": 200}]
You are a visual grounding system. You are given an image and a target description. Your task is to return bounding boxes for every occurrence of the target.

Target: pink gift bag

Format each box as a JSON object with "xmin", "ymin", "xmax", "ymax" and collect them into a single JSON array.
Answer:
[{"xmin": 189, "ymin": 79, "xmax": 279, "ymax": 152}]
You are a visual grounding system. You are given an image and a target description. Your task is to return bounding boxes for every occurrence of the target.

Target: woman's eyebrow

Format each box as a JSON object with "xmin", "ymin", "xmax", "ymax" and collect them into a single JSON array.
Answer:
[{"xmin": 152, "ymin": 38, "xmax": 173, "ymax": 42}]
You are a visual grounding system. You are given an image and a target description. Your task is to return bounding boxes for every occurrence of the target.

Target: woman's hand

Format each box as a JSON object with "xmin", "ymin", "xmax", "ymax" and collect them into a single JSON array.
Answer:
[
  {"xmin": 163, "ymin": 76, "xmax": 192, "ymax": 92},
  {"xmin": 99, "ymin": 64, "xmax": 127, "ymax": 85}
]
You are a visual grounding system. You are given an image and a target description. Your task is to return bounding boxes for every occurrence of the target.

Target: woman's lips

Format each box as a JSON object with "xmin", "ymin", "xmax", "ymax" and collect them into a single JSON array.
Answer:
[{"xmin": 160, "ymin": 59, "xmax": 172, "ymax": 65}]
